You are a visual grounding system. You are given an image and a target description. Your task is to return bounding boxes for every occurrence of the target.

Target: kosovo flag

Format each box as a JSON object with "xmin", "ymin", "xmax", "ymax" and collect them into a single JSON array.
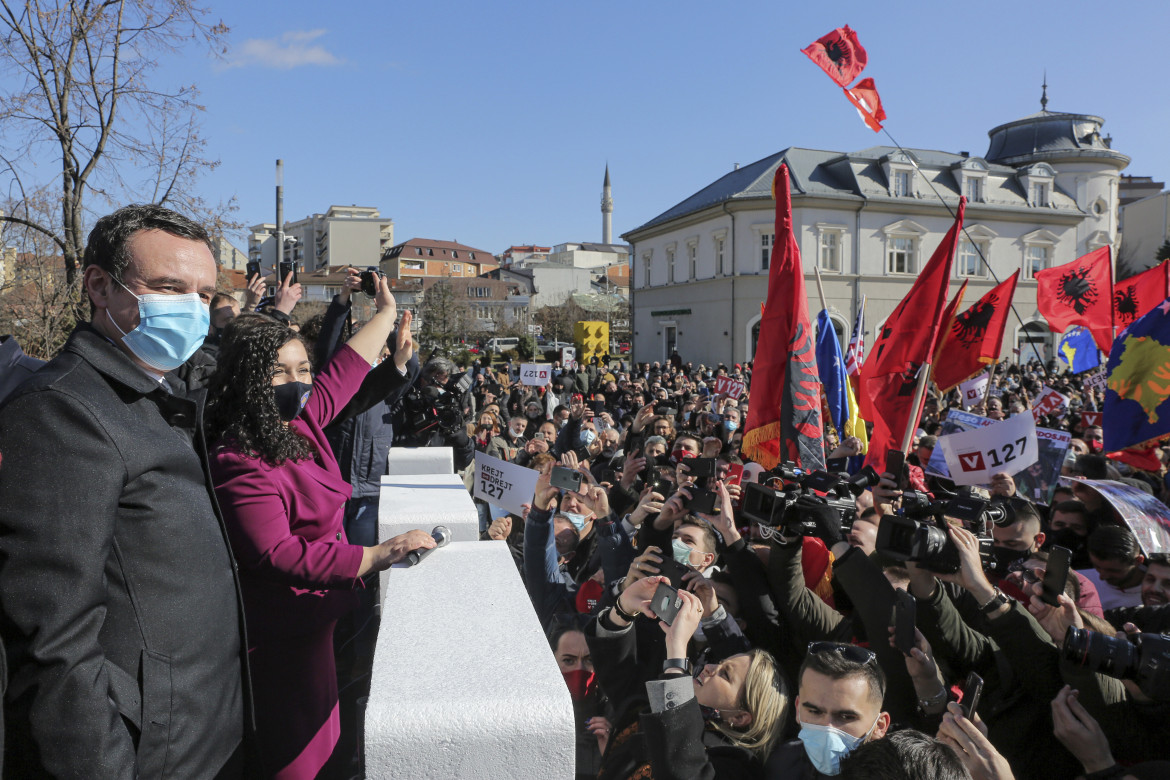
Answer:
[
  {"xmin": 1104, "ymin": 299, "xmax": 1170, "ymax": 452},
  {"xmin": 1057, "ymin": 327, "xmax": 1101, "ymax": 373},
  {"xmin": 816, "ymin": 310, "xmax": 848, "ymax": 435}
]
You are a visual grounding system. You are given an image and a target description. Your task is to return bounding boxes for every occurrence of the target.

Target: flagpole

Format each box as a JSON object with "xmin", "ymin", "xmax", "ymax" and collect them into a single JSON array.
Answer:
[
  {"xmin": 900, "ymin": 363, "xmax": 933, "ymax": 454},
  {"xmin": 981, "ymin": 359, "xmax": 998, "ymax": 411},
  {"xmin": 814, "ymin": 264, "xmax": 830, "ymax": 314}
]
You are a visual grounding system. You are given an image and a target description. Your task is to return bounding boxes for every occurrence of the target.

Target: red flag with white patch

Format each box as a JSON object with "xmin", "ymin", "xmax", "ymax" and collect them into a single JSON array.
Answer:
[{"xmin": 843, "ymin": 78, "xmax": 886, "ymax": 132}]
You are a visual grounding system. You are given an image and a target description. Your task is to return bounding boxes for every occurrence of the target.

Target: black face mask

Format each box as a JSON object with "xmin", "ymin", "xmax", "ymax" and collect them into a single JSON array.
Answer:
[
  {"xmin": 989, "ymin": 545, "xmax": 1028, "ymax": 575},
  {"xmin": 273, "ymin": 381, "xmax": 312, "ymax": 422},
  {"xmin": 1044, "ymin": 528, "xmax": 1086, "ymax": 553}
]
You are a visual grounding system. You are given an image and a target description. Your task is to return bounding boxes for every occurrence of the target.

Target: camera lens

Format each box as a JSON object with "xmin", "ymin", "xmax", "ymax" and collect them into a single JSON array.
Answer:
[{"xmin": 1062, "ymin": 627, "xmax": 1140, "ymax": 680}]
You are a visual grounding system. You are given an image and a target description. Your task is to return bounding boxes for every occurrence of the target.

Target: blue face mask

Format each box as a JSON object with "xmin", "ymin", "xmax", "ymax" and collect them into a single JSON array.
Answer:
[
  {"xmin": 672, "ymin": 538, "xmax": 695, "ymax": 567},
  {"xmin": 798, "ymin": 716, "xmax": 879, "ymax": 776},
  {"xmin": 724, "ymin": 420, "xmax": 739, "ymax": 432},
  {"xmin": 107, "ymin": 278, "xmax": 210, "ymax": 372},
  {"xmin": 578, "ymin": 428, "xmax": 597, "ymax": 447},
  {"xmin": 563, "ymin": 512, "xmax": 589, "ymax": 532}
]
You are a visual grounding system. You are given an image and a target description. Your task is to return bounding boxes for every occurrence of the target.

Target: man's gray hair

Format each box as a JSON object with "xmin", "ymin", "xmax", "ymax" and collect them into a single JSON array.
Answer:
[{"xmin": 422, "ymin": 355, "xmax": 456, "ymax": 383}]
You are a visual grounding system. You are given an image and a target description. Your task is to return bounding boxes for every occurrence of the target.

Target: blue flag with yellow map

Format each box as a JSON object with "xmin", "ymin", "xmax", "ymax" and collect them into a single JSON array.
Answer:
[
  {"xmin": 1105, "ymin": 299, "xmax": 1170, "ymax": 452},
  {"xmin": 1057, "ymin": 327, "xmax": 1100, "ymax": 373}
]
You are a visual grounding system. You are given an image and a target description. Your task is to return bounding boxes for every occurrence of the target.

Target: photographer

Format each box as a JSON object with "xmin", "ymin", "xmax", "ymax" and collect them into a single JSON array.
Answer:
[
  {"xmin": 903, "ymin": 524, "xmax": 1085, "ymax": 779},
  {"xmin": 396, "ymin": 354, "xmax": 475, "ymax": 470}
]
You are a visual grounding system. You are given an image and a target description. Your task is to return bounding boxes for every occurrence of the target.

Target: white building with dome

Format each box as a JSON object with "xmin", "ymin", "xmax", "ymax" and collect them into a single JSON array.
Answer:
[{"xmin": 624, "ymin": 99, "xmax": 1129, "ymax": 367}]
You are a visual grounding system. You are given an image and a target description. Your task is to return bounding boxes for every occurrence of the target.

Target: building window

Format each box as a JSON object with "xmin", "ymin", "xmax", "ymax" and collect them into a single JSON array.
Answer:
[
  {"xmin": 1024, "ymin": 245, "xmax": 1049, "ymax": 279},
  {"xmin": 887, "ymin": 236, "xmax": 916, "ymax": 274},
  {"xmin": 403, "ymin": 260, "xmax": 424, "ymax": 271},
  {"xmin": 688, "ymin": 243, "xmax": 697, "ymax": 279},
  {"xmin": 957, "ymin": 240, "xmax": 984, "ymax": 277},
  {"xmin": 893, "ymin": 171, "xmax": 912, "ymax": 197},
  {"xmin": 667, "ymin": 248, "xmax": 675, "ymax": 283},
  {"xmin": 761, "ymin": 233, "xmax": 773, "ymax": 270},
  {"xmin": 716, "ymin": 238, "xmax": 725, "ymax": 275},
  {"xmin": 965, "ymin": 177, "xmax": 983, "ymax": 202},
  {"xmin": 453, "ymin": 263, "xmax": 462, "ymax": 273},
  {"xmin": 1031, "ymin": 183, "xmax": 1049, "ymax": 207},
  {"xmin": 427, "ymin": 248, "xmax": 434, "ymax": 256},
  {"xmin": 452, "ymin": 251, "xmax": 459, "ymax": 258},
  {"xmin": 819, "ymin": 232, "xmax": 841, "ymax": 272},
  {"xmin": 415, "ymin": 247, "xmax": 423, "ymax": 255},
  {"xmin": 642, "ymin": 253, "xmax": 652, "ymax": 287}
]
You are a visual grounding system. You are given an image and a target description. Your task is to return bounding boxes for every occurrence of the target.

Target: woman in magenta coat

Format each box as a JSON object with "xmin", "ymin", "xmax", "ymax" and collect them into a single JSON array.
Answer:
[{"xmin": 205, "ymin": 276, "xmax": 433, "ymax": 779}]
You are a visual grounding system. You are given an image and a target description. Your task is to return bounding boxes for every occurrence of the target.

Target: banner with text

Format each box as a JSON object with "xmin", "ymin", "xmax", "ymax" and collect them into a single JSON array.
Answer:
[
  {"xmin": 714, "ymin": 376, "xmax": 746, "ymax": 399},
  {"xmin": 519, "ymin": 363, "xmax": 551, "ymax": 386},
  {"xmin": 940, "ymin": 412, "xmax": 1039, "ymax": 486},
  {"xmin": 473, "ymin": 452, "xmax": 539, "ymax": 517},
  {"xmin": 1084, "ymin": 372, "xmax": 1107, "ymax": 392},
  {"xmin": 1032, "ymin": 385, "xmax": 1070, "ymax": 422},
  {"xmin": 960, "ymin": 373, "xmax": 989, "ymax": 408}
]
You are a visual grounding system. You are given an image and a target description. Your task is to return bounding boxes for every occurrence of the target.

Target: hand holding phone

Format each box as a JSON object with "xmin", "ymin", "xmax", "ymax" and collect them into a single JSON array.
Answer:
[
  {"xmin": 550, "ymin": 466, "xmax": 583, "ymax": 492},
  {"xmin": 893, "ymin": 588, "xmax": 917, "ymax": 656},
  {"xmin": 1041, "ymin": 546, "xmax": 1071, "ymax": 607},
  {"xmin": 650, "ymin": 582, "xmax": 683, "ymax": 626},
  {"xmin": 959, "ymin": 672, "xmax": 983, "ymax": 718}
]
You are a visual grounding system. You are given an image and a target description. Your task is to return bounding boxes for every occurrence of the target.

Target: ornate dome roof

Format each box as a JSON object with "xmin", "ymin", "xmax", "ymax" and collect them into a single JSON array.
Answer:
[{"xmin": 985, "ymin": 110, "xmax": 1129, "ymax": 169}]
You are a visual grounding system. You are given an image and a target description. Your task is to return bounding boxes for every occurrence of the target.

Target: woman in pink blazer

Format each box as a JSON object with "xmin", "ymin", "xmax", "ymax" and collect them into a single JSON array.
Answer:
[{"xmin": 205, "ymin": 275, "xmax": 433, "ymax": 779}]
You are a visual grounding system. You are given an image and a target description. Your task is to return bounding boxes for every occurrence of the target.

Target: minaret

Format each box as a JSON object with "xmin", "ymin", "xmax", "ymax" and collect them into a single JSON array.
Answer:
[{"xmin": 601, "ymin": 164, "xmax": 613, "ymax": 245}]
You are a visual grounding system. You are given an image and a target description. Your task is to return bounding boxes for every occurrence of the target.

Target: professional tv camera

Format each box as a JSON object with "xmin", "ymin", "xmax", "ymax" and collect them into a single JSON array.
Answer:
[
  {"xmin": 875, "ymin": 491, "xmax": 1007, "ymax": 574},
  {"xmin": 402, "ymin": 370, "xmax": 473, "ymax": 440},
  {"xmin": 742, "ymin": 462, "xmax": 879, "ymax": 542},
  {"xmin": 1063, "ymin": 627, "xmax": 1170, "ymax": 701}
]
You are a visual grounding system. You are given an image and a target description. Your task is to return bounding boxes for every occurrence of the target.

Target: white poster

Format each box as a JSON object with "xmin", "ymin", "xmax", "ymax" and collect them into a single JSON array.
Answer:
[
  {"xmin": 1031, "ymin": 385, "xmax": 1070, "ymax": 422},
  {"xmin": 960, "ymin": 374, "xmax": 989, "ymax": 409},
  {"xmin": 940, "ymin": 412, "xmax": 1040, "ymax": 486},
  {"xmin": 473, "ymin": 452, "xmax": 540, "ymax": 517},
  {"xmin": 519, "ymin": 363, "xmax": 551, "ymax": 386}
]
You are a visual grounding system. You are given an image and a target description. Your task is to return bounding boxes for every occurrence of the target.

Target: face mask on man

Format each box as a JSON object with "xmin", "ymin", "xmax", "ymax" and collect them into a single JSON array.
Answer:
[
  {"xmin": 672, "ymin": 538, "xmax": 696, "ymax": 567},
  {"xmin": 564, "ymin": 512, "xmax": 589, "ymax": 532},
  {"xmin": 798, "ymin": 714, "xmax": 880, "ymax": 775},
  {"xmin": 990, "ymin": 545, "xmax": 1028, "ymax": 574},
  {"xmin": 106, "ymin": 277, "xmax": 210, "ymax": 372},
  {"xmin": 510, "ymin": 426, "xmax": 526, "ymax": 438},
  {"xmin": 724, "ymin": 419, "xmax": 739, "ymax": 433},
  {"xmin": 578, "ymin": 429, "xmax": 597, "ymax": 447}
]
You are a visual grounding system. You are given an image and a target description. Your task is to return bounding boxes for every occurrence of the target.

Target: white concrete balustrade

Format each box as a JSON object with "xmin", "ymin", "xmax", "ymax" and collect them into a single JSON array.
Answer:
[{"xmin": 367, "ymin": 452, "xmax": 574, "ymax": 778}]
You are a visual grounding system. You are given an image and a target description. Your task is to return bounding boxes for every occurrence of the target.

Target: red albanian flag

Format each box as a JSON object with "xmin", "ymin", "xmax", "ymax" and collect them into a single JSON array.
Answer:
[
  {"xmin": 1113, "ymin": 261, "xmax": 1170, "ymax": 331},
  {"xmin": 933, "ymin": 270, "xmax": 1020, "ymax": 392},
  {"xmin": 861, "ymin": 198, "xmax": 966, "ymax": 475},
  {"xmin": 1036, "ymin": 246, "xmax": 1114, "ymax": 353},
  {"xmin": 742, "ymin": 164, "xmax": 825, "ymax": 472},
  {"xmin": 801, "ymin": 25, "xmax": 868, "ymax": 88},
  {"xmin": 843, "ymin": 78, "xmax": 886, "ymax": 132}
]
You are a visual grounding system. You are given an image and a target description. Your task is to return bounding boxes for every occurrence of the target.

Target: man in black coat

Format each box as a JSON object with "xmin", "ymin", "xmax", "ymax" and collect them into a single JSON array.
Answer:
[{"xmin": 0, "ymin": 204, "xmax": 249, "ymax": 778}]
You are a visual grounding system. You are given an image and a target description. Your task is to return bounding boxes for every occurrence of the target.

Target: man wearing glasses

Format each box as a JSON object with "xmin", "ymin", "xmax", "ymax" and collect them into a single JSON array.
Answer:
[{"xmin": 767, "ymin": 642, "xmax": 890, "ymax": 777}]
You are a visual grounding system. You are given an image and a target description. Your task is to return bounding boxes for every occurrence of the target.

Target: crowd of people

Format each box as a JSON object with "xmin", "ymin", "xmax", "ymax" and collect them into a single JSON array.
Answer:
[{"xmin": 0, "ymin": 203, "xmax": 1168, "ymax": 780}]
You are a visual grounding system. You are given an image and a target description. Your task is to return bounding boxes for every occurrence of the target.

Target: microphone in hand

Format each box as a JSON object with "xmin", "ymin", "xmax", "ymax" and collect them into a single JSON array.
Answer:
[{"xmin": 404, "ymin": 525, "xmax": 451, "ymax": 567}]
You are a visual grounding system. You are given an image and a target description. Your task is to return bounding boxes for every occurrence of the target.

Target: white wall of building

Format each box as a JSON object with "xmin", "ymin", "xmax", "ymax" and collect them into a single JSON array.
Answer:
[{"xmin": 1121, "ymin": 191, "xmax": 1170, "ymax": 272}]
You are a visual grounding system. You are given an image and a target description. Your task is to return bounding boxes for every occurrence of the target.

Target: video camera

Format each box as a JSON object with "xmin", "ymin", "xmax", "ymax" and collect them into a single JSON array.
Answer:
[
  {"xmin": 1062, "ymin": 627, "xmax": 1170, "ymax": 701},
  {"xmin": 404, "ymin": 370, "xmax": 473, "ymax": 438},
  {"xmin": 875, "ymin": 492, "xmax": 1007, "ymax": 574},
  {"xmin": 741, "ymin": 462, "xmax": 879, "ymax": 541}
]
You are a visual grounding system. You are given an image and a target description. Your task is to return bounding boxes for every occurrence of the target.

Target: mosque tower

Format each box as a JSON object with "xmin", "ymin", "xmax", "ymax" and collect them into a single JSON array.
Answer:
[{"xmin": 601, "ymin": 165, "xmax": 613, "ymax": 244}]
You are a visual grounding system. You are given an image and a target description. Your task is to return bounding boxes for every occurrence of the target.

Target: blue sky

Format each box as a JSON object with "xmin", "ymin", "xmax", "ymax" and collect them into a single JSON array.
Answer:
[{"xmin": 170, "ymin": 0, "xmax": 1170, "ymax": 255}]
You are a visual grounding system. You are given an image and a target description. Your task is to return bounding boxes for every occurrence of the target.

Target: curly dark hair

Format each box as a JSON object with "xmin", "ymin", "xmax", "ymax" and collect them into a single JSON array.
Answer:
[{"xmin": 205, "ymin": 313, "xmax": 317, "ymax": 465}]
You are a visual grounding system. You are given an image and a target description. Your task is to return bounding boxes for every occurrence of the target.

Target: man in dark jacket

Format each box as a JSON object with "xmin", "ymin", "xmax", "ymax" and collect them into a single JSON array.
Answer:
[{"xmin": 0, "ymin": 205, "xmax": 248, "ymax": 778}]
